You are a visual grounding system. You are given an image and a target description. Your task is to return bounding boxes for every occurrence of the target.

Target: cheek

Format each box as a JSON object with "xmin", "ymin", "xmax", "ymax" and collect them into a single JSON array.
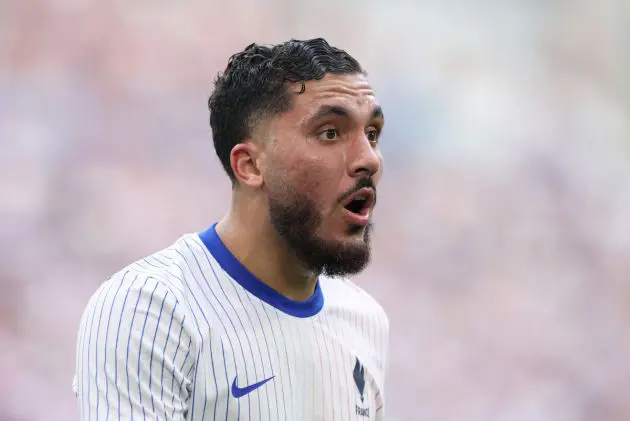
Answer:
[{"xmin": 289, "ymin": 157, "xmax": 340, "ymax": 203}]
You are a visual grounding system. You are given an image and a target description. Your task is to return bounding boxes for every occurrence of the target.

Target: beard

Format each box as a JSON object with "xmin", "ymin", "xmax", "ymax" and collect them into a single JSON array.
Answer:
[{"xmin": 266, "ymin": 181, "xmax": 373, "ymax": 278}]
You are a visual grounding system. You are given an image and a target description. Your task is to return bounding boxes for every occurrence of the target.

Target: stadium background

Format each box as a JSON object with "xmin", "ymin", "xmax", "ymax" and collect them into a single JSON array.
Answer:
[{"xmin": 2, "ymin": 0, "xmax": 630, "ymax": 420}]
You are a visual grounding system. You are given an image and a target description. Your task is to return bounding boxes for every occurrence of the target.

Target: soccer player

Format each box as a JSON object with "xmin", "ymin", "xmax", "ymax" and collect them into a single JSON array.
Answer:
[{"xmin": 74, "ymin": 38, "xmax": 389, "ymax": 420}]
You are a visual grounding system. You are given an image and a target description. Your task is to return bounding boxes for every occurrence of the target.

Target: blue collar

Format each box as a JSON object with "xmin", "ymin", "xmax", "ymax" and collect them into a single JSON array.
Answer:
[{"xmin": 198, "ymin": 224, "xmax": 324, "ymax": 318}]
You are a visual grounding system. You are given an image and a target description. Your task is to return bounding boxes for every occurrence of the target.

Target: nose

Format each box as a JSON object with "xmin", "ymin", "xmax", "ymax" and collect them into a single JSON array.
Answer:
[{"xmin": 347, "ymin": 134, "xmax": 382, "ymax": 178}]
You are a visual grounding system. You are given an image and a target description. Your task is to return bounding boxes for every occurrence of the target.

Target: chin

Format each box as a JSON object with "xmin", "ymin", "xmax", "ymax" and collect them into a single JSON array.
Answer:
[
  {"xmin": 328, "ymin": 223, "xmax": 373, "ymax": 252},
  {"xmin": 299, "ymin": 227, "xmax": 373, "ymax": 277}
]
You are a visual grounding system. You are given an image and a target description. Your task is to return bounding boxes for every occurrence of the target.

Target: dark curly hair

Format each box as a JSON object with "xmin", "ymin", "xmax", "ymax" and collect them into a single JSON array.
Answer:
[{"xmin": 208, "ymin": 38, "xmax": 365, "ymax": 182}]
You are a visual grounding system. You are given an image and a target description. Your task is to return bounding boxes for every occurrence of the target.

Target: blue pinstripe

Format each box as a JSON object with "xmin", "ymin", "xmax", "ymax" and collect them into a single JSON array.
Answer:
[
  {"xmin": 224, "ymin": 273, "xmax": 272, "ymax": 421},
  {"xmin": 171, "ymin": 263, "xmax": 224, "ymax": 421},
  {"xmin": 176, "ymin": 247, "xmax": 245, "ymax": 421},
  {"xmin": 219, "ymin": 342, "xmax": 229, "ymax": 421},
  {"xmin": 290, "ymin": 319, "xmax": 307, "ymax": 420},
  {"xmin": 143, "ymin": 258, "xmax": 211, "ymax": 420},
  {"xmin": 319, "ymin": 317, "xmax": 335, "ymax": 417},
  {"xmin": 162, "ymin": 311, "xmax": 181, "ymax": 403},
  {"xmin": 310, "ymin": 319, "xmax": 319, "ymax": 419},
  {"xmin": 323, "ymin": 312, "xmax": 343, "ymax": 420},
  {"xmin": 139, "ymin": 257, "xmax": 207, "ymax": 416},
  {"xmin": 137, "ymin": 281, "xmax": 159, "ymax": 419},
  {"xmin": 200, "ymin": 246, "xmax": 262, "ymax": 421},
  {"xmin": 171, "ymin": 333, "xmax": 190, "ymax": 418},
  {"xmin": 242, "ymin": 291, "xmax": 277, "ymax": 420},
  {"xmin": 260, "ymin": 304, "xmax": 289, "ymax": 419},
  {"xmin": 148, "ymin": 255, "xmax": 224, "ymax": 421},
  {"xmin": 85, "ymin": 283, "xmax": 109, "ymax": 421},
  {"xmin": 93, "ymin": 281, "xmax": 115, "ymax": 421},
  {"xmin": 114, "ymin": 274, "xmax": 137, "ymax": 421},
  {"xmin": 138, "ymin": 258, "xmax": 202, "ymax": 420},
  {"xmin": 271, "ymin": 309, "xmax": 295, "ymax": 417},
  {"xmin": 190, "ymin": 347, "xmax": 207, "ymax": 421},
  {"xmin": 101, "ymin": 271, "xmax": 129, "ymax": 421},
  {"xmin": 134, "ymin": 260, "xmax": 186, "ymax": 297},
  {"xmin": 125, "ymin": 276, "xmax": 149, "ymax": 421},
  {"xmin": 148, "ymin": 287, "xmax": 169, "ymax": 416},
  {"xmin": 159, "ymin": 300, "xmax": 178, "ymax": 420}
]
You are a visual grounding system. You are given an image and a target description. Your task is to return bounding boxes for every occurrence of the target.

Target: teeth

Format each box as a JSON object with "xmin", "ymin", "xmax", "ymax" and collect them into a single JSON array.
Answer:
[{"xmin": 354, "ymin": 195, "xmax": 366, "ymax": 201}]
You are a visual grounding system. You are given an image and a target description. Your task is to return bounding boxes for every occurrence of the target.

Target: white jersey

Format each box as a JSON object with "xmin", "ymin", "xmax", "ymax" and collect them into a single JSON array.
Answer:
[{"xmin": 74, "ymin": 224, "xmax": 389, "ymax": 421}]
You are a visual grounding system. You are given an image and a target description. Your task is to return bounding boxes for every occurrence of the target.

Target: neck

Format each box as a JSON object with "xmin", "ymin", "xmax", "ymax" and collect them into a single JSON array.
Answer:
[{"xmin": 215, "ymin": 197, "xmax": 318, "ymax": 302}]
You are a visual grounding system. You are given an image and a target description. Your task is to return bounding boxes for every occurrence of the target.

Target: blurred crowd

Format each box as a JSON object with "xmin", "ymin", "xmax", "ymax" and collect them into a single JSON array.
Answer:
[{"xmin": 2, "ymin": 0, "xmax": 630, "ymax": 420}]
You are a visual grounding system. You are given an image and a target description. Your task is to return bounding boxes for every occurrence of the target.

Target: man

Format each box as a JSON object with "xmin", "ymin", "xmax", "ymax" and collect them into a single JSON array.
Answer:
[{"xmin": 74, "ymin": 38, "xmax": 389, "ymax": 420}]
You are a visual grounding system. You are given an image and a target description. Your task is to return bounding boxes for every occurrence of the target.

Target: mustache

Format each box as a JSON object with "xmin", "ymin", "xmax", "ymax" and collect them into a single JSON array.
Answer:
[{"xmin": 338, "ymin": 178, "xmax": 377, "ymax": 205}]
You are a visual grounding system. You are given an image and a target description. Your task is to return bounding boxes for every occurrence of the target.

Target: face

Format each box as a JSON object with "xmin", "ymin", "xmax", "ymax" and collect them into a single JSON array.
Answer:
[{"xmin": 261, "ymin": 73, "xmax": 384, "ymax": 277}]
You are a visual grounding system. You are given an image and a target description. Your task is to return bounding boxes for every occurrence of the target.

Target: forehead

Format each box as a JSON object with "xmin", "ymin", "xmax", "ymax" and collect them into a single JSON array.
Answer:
[{"xmin": 288, "ymin": 73, "xmax": 379, "ymax": 122}]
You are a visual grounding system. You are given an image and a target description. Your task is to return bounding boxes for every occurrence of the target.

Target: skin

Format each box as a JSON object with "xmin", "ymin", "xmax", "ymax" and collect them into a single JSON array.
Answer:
[{"xmin": 215, "ymin": 73, "xmax": 384, "ymax": 301}]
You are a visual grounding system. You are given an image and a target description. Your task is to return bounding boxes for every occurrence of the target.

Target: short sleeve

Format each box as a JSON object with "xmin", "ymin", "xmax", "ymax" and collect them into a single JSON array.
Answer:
[{"xmin": 74, "ymin": 272, "xmax": 195, "ymax": 420}]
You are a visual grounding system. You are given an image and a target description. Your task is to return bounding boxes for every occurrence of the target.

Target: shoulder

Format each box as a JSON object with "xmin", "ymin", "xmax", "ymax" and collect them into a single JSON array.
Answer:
[
  {"xmin": 80, "ymin": 233, "xmax": 208, "ymax": 334},
  {"xmin": 120, "ymin": 233, "xmax": 208, "ymax": 292},
  {"xmin": 106, "ymin": 232, "xmax": 213, "ymax": 299},
  {"xmin": 320, "ymin": 276, "xmax": 390, "ymax": 380},
  {"xmin": 320, "ymin": 276, "xmax": 389, "ymax": 329},
  {"xmin": 74, "ymin": 236, "xmax": 205, "ymax": 406}
]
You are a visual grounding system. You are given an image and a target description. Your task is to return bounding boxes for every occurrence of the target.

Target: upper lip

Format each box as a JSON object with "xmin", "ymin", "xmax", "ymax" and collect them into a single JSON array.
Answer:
[{"xmin": 341, "ymin": 187, "xmax": 376, "ymax": 211}]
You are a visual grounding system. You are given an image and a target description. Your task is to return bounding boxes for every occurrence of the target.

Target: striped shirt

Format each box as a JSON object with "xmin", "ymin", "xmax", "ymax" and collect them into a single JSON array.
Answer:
[{"xmin": 74, "ymin": 224, "xmax": 389, "ymax": 420}]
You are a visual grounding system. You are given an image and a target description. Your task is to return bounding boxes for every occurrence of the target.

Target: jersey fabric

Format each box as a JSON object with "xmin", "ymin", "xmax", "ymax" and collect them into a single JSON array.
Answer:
[{"xmin": 74, "ymin": 223, "xmax": 389, "ymax": 420}]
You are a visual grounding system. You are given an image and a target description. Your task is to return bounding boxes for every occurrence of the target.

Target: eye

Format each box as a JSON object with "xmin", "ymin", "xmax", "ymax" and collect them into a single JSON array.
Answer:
[
  {"xmin": 366, "ymin": 128, "xmax": 380, "ymax": 144},
  {"xmin": 317, "ymin": 128, "xmax": 339, "ymax": 141}
]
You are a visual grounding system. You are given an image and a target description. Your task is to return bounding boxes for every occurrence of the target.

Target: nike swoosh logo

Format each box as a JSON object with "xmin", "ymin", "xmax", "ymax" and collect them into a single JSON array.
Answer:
[{"xmin": 231, "ymin": 375, "xmax": 275, "ymax": 398}]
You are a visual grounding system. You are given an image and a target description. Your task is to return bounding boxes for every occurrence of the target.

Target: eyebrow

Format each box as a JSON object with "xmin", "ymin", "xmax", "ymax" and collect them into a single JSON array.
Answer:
[{"xmin": 306, "ymin": 104, "xmax": 384, "ymax": 127}]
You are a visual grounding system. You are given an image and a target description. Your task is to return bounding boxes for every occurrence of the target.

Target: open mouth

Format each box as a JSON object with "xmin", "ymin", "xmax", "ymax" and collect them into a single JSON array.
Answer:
[{"xmin": 342, "ymin": 188, "xmax": 375, "ymax": 216}]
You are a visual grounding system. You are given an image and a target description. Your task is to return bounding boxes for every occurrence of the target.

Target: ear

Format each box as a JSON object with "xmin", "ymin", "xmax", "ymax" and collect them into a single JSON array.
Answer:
[{"xmin": 230, "ymin": 142, "xmax": 264, "ymax": 188}]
